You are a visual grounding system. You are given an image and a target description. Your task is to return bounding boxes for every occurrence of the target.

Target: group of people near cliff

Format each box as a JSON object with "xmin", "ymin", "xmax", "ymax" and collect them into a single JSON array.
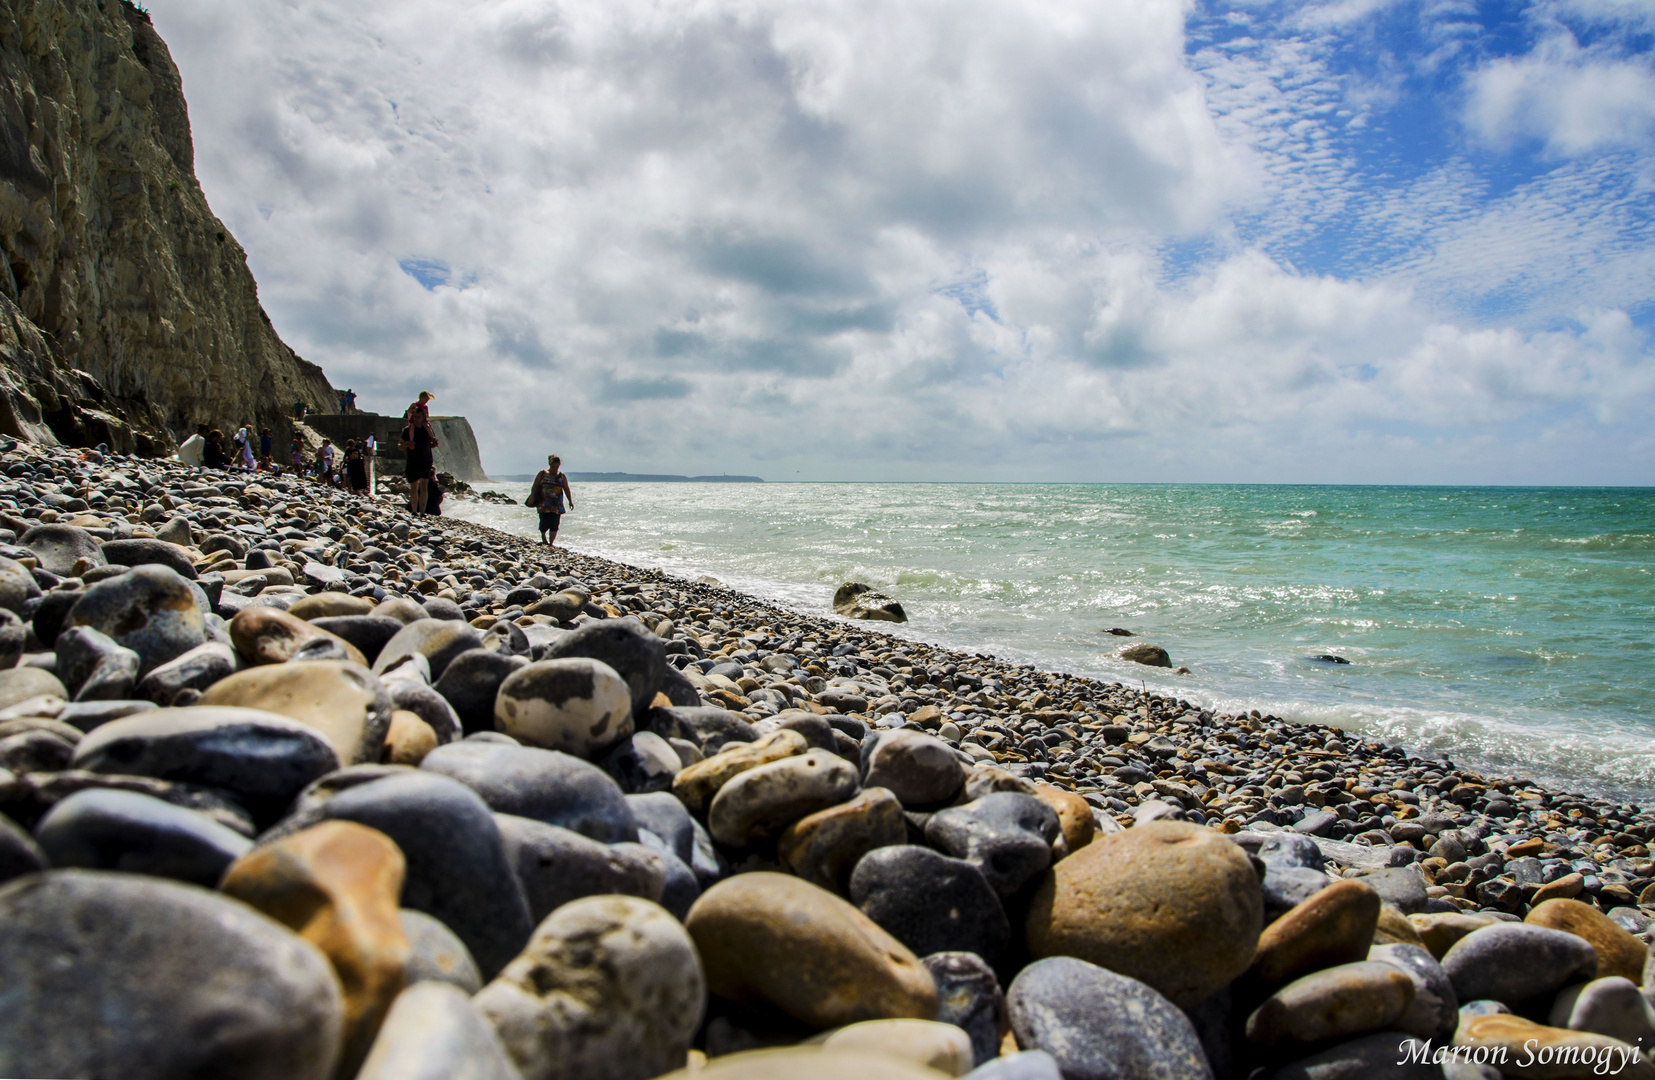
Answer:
[
  {"xmin": 174, "ymin": 389, "xmax": 568, "ymax": 534},
  {"xmin": 176, "ymin": 421, "xmax": 372, "ymax": 493}
]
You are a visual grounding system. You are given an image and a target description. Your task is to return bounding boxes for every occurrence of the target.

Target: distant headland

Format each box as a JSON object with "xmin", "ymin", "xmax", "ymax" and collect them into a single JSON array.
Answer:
[{"xmin": 492, "ymin": 471, "xmax": 764, "ymax": 483}]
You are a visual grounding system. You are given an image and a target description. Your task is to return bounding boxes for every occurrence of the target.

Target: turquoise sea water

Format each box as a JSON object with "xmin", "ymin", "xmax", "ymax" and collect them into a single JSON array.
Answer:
[{"xmin": 449, "ymin": 483, "xmax": 1655, "ymax": 798}]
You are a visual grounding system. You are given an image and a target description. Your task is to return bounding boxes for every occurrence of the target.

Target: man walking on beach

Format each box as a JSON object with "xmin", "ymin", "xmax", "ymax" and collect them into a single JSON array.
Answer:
[
  {"xmin": 529, "ymin": 454, "xmax": 574, "ymax": 545},
  {"xmin": 402, "ymin": 391, "xmax": 438, "ymax": 514}
]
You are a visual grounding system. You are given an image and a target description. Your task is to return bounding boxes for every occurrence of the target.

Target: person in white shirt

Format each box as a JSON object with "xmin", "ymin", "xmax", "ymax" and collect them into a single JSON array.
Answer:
[{"xmin": 177, "ymin": 425, "xmax": 207, "ymax": 468}]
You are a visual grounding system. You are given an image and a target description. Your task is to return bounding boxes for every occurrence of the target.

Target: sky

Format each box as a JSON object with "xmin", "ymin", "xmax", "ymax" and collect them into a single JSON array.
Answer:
[{"xmin": 145, "ymin": 0, "xmax": 1655, "ymax": 483}]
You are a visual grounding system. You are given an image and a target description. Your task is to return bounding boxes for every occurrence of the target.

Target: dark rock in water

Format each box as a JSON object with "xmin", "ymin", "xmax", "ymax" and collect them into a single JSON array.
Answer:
[
  {"xmin": 29, "ymin": 587, "xmax": 81, "ymax": 647},
  {"xmin": 494, "ymin": 812, "xmax": 664, "ymax": 921},
  {"xmin": 0, "ymin": 557, "xmax": 41, "ymax": 615},
  {"xmin": 926, "ymin": 950, "xmax": 1007, "ymax": 1068},
  {"xmin": 400, "ymin": 908, "xmax": 483, "ymax": 993},
  {"xmin": 1259, "ymin": 1030, "xmax": 1440, "ymax": 1080},
  {"xmin": 1007, "ymin": 956, "xmax": 1212, "ymax": 1080},
  {"xmin": 54, "ymin": 625, "xmax": 140, "ymax": 700},
  {"xmin": 420, "ymin": 740, "xmax": 638, "ymax": 843},
  {"xmin": 646, "ymin": 704, "xmax": 757, "ymax": 752},
  {"xmin": 925, "ymin": 792, "xmax": 1061, "ymax": 897},
  {"xmin": 354, "ymin": 980, "xmax": 520, "ymax": 1080},
  {"xmin": 19, "ymin": 524, "xmax": 105, "ymax": 576},
  {"xmin": 543, "ymin": 619, "xmax": 669, "ymax": 717},
  {"xmin": 100, "ymin": 538, "xmax": 198, "ymax": 580},
  {"xmin": 0, "ymin": 728, "xmax": 76, "ymax": 772},
  {"xmin": 833, "ymin": 581, "xmax": 907, "ymax": 623},
  {"xmin": 1440, "ymin": 923, "xmax": 1597, "ymax": 1007},
  {"xmin": 0, "ymin": 666, "xmax": 67, "ymax": 710},
  {"xmin": 0, "ymin": 815, "xmax": 46, "ymax": 884},
  {"xmin": 963, "ymin": 1051, "xmax": 1063, "ymax": 1080},
  {"xmin": 851, "ymin": 845, "xmax": 1010, "ymax": 963},
  {"xmin": 373, "ymin": 618, "xmax": 484, "ymax": 681},
  {"xmin": 309, "ymin": 615, "xmax": 405, "ymax": 665},
  {"xmin": 1105, "ymin": 628, "xmax": 1135, "ymax": 637},
  {"xmin": 67, "ymin": 565, "xmax": 206, "ymax": 675},
  {"xmin": 1308, "ymin": 655, "xmax": 1351, "ymax": 665},
  {"xmin": 34, "ymin": 788, "xmax": 252, "ymax": 886},
  {"xmin": 431, "ymin": 647, "xmax": 528, "ymax": 734},
  {"xmin": 602, "ymin": 730, "xmax": 681, "ymax": 793},
  {"xmin": 268, "ymin": 770, "xmax": 534, "ymax": 980},
  {"xmin": 1118, "ymin": 642, "xmax": 1172, "ymax": 668},
  {"xmin": 136, "ymin": 642, "xmax": 237, "ymax": 706},
  {"xmin": 0, "ymin": 869, "xmax": 344, "ymax": 1080},
  {"xmin": 71, "ymin": 706, "xmax": 340, "ymax": 827}
]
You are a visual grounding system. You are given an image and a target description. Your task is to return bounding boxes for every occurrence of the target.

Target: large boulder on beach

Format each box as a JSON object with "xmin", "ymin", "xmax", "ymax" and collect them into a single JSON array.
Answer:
[
  {"xmin": 264, "ymin": 770, "xmax": 534, "ymax": 980},
  {"xmin": 34, "ymin": 787, "xmax": 252, "ymax": 886},
  {"xmin": 0, "ymin": 556, "xmax": 41, "ymax": 612},
  {"xmin": 19, "ymin": 523, "xmax": 104, "ymax": 576},
  {"xmin": 0, "ymin": 869, "xmax": 345, "ymax": 1080},
  {"xmin": 1026, "ymin": 819, "xmax": 1262, "ymax": 1008},
  {"xmin": 494, "ymin": 657, "xmax": 633, "ymax": 757},
  {"xmin": 67, "ymin": 565, "xmax": 205, "ymax": 675},
  {"xmin": 925, "ymin": 792, "xmax": 1060, "ymax": 897},
  {"xmin": 100, "ymin": 537, "xmax": 198, "ymax": 579},
  {"xmin": 220, "ymin": 821, "xmax": 410, "ymax": 1075},
  {"xmin": 420, "ymin": 739, "xmax": 639, "ymax": 843},
  {"xmin": 476, "ymin": 895, "xmax": 705, "ymax": 1080},
  {"xmin": 198, "ymin": 660, "xmax": 394, "ymax": 766},
  {"xmin": 1526, "ymin": 898, "xmax": 1650, "ymax": 982},
  {"xmin": 355, "ymin": 981, "xmax": 519, "ymax": 1080},
  {"xmin": 685, "ymin": 872, "xmax": 939, "ymax": 1029},
  {"xmin": 833, "ymin": 582, "xmax": 907, "ymax": 623},
  {"xmin": 542, "ymin": 619, "xmax": 669, "ymax": 718},
  {"xmin": 1007, "ymin": 956, "xmax": 1211, "ymax": 1080},
  {"xmin": 71, "ymin": 706, "xmax": 340, "ymax": 826},
  {"xmin": 708, "ymin": 748, "xmax": 860, "ymax": 846},
  {"xmin": 851, "ymin": 844, "xmax": 1010, "ymax": 964}
]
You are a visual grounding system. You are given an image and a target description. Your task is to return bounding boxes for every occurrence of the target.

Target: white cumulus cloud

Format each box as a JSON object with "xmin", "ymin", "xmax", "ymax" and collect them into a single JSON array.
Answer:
[{"xmin": 144, "ymin": 0, "xmax": 1655, "ymax": 482}]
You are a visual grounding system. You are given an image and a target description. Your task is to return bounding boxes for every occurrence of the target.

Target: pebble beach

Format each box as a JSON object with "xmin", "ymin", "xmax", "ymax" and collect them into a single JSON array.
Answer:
[{"xmin": 2, "ymin": 439, "xmax": 1655, "ymax": 1080}]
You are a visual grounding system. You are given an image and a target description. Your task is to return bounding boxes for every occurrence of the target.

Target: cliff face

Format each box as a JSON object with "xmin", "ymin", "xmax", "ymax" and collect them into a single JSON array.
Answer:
[{"xmin": 0, "ymin": 0, "xmax": 335, "ymax": 454}]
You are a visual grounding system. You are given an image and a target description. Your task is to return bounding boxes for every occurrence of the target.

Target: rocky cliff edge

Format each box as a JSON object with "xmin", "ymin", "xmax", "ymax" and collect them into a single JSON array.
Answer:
[{"xmin": 0, "ymin": 0, "xmax": 336, "ymax": 455}]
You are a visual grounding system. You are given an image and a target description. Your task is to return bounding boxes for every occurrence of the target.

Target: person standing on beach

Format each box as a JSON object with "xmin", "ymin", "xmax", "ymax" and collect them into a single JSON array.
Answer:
[
  {"xmin": 363, "ymin": 431, "xmax": 377, "ymax": 493},
  {"xmin": 402, "ymin": 391, "xmax": 439, "ymax": 514},
  {"xmin": 345, "ymin": 439, "xmax": 368, "ymax": 494},
  {"xmin": 529, "ymin": 454, "xmax": 574, "ymax": 545},
  {"xmin": 259, "ymin": 428, "xmax": 273, "ymax": 458}
]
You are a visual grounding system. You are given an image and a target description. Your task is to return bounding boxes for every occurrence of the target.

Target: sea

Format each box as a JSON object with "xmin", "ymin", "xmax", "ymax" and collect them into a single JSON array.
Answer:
[{"xmin": 447, "ymin": 483, "xmax": 1655, "ymax": 800}]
